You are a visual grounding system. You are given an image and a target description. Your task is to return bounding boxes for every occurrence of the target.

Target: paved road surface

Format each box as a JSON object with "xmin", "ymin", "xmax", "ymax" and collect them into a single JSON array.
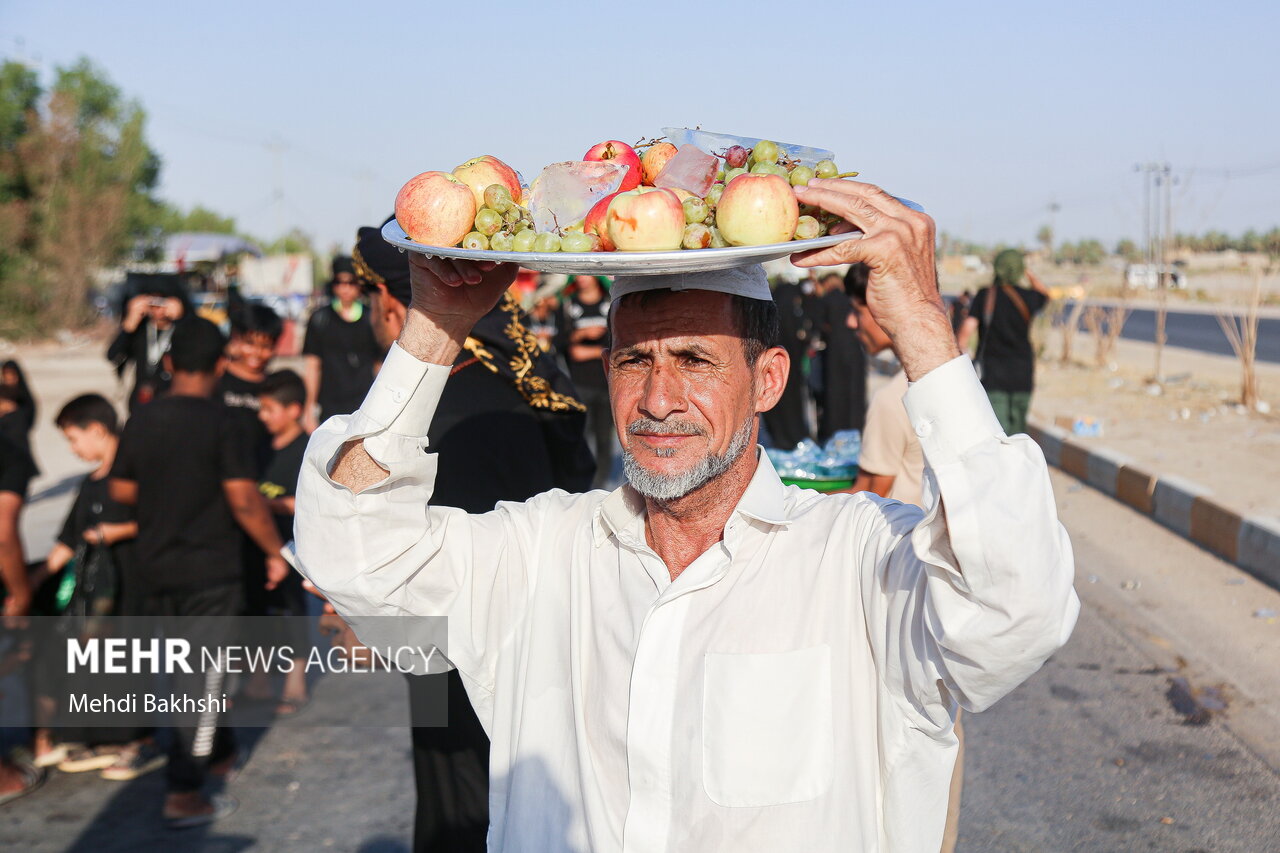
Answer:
[{"xmin": 1062, "ymin": 302, "xmax": 1280, "ymax": 364}]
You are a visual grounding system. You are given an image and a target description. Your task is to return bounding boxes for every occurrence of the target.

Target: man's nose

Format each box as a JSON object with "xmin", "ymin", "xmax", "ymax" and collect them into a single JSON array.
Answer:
[{"xmin": 637, "ymin": 364, "xmax": 687, "ymax": 420}]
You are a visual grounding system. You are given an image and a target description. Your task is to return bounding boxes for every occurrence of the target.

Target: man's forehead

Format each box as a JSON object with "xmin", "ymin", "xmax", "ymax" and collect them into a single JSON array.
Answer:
[{"xmin": 612, "ymin": 290, "xmax": 739, "ymax": 346}]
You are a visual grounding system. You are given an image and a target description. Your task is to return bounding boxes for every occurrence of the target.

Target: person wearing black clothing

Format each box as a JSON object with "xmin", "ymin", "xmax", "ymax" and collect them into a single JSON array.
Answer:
[
  {"xmin": 302, "ymin": 256, "xmax": 383, "ymax": 431},
  {"xmin": 217, "ymin": 302, "xmax": 284, "ymax": 475},
  {"xmin": 554, "ymin": 274, "xmax": 613, "ymax": 489},
  {"xmin": 107, "ymin": 278, "xmax": 188, "ymax": 413},
  {"xmin": 354, "ymin": 220, "xmax": 593, "ymax": 853},
  {"xmin": 815, "ymin": 271, "xmax": 867, "ymax": 443},
  {"xmin": 110, "ymin": 317, "xmax": 289, "ymax": 828},
  {"xmin": 958, "ymin": 249, "xmax": 1050, "ymax": 435},
  {"xmin": 0, "ymin": 360, "xmax": 37, "ymax": 459},
  {"xmin": 762, "ymin": 279, "xmax": 814, "ymax": 449}
]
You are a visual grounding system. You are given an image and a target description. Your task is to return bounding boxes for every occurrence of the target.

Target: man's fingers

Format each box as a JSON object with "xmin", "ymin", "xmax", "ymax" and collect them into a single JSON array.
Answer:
[{"xmin": 791, "ymin": 232, "xmax": 890, "ymax": 269}]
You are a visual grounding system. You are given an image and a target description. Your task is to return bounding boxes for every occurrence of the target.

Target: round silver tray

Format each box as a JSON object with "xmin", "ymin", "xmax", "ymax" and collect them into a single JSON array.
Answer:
[{"xmin": 381, "ymin": 219, "xmax": 860, "ymax": 276}]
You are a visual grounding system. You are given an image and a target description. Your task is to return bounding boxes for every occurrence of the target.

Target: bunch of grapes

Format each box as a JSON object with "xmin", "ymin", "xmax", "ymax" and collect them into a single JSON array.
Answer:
[
  {"xmin": 684, "ymin": 140, "xmax": 857, "ymax": 247},
  {"xmin": 460, "ymin": 184, "xmax": 604, "ymax": 254}
]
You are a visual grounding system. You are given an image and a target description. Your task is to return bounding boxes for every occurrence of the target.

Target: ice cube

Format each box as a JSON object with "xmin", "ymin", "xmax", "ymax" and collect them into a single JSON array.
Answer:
[
  {"xmin": 661, "ymin": 127, "xmax": 836, "ymax": 169},
  {"xmin": 654, "ymin": 144, "xmax": 721, "ymax": 196},
  {"xmin": 526, "ymin": 161, "xmax": 627, "ymax": 234}
]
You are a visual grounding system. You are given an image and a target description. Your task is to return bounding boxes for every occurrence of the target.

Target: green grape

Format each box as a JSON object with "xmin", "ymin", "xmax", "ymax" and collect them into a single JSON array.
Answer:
[
  {"xmin": 683, "ymin": 197, "xmax": 708, "ymax": 225},
  {"xmin": 512, "ymin": 230, "xmax": 537, "ymax": 252},
  {"xmin": 815, "ymin": 159, "xmax": 839, "ymax": 179},
  {"xmin": 513, "ymin": 218, "xmax": 532, "ymax": 233},
  {"xmin": 793, "ymin": 215, "xmax": 820, "ymax": 241},
  {"xmin": 799, "ymin": 202, "xmax": 821, "ymax": 217},
  {"xmin": 750, "ymin": 162, "xmax": 787, "ymax": 177},
  {"xmin": 715, "ymin": 169, "xmax": 725, "ymax": 182},
  {"xmin": 503, "ymin": 206, "xmax": 523, "ymax": 225},
  {"xmin": 474, "ymin": 208, "xmax": 503, "ymax": 236},
  {"xmin": 533, "ymin": 232, "xmax": 562, "ymax": 253},
  {"xmin": 705, "ymin": 183, "xmax": 725, "ymax": 207},
  {"xmin": 750, "ymin": 140, "xmax": 779, "ymax": 164},
  {"xmin": 708, "ymin": 226, "xmax": 728, "ymax": 248},
  {"xmin": 682, "ymin": 223, "xmax": 712, "ymax": 249},
  {"xmin": 484, "ymin": 184, "xmax": 513, "ymax": 211},
  {"xmin": 461, "ymin": 231, "xmax": 489, "ymax": 251},
  {"xmin": 724, "ymin": 168, "xmax": 747, "ymax": 184},
  {"xmin": 561, "ymin": 232, "xmax": 594, "ymax": 253},
  {"xmin": 789, "ymin": 165, "xmax": 815, "ymax": 187},
  {"xmin": 489, "ymin": 231, "xmax": 515, "ymax": 252}
]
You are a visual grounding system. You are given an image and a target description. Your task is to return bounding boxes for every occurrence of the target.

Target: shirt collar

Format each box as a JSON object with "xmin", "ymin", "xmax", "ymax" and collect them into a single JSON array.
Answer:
[{"xmin": 591, "ymin": 447, "xmax": 793, "ymax": 547}]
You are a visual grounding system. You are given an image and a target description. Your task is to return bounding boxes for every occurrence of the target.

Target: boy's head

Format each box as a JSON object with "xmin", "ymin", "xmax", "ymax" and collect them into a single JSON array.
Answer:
[
  {"xmin": 842, "ymin": 263, "xmax": 893, "ymax": 356},
  {"xmin": 165, "ymin": 317, "xmax": 227, "ymax": 377},
  {"xmin": 257, "ymin": 369, "xmax": 306, "ymax": 437},
  {"xmin": 229, "ymin": 302, "xmax": 283, "ymax": 375},
  {"xmin": 55, "ymin": 394, "xmax": 119, "ymax": 463}
]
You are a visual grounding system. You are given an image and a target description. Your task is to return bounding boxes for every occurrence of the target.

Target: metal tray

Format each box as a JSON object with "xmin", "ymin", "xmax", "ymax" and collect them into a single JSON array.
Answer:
[{"xmin": 380, "ymin": 219, "xmax": 860, "ymax": 276}]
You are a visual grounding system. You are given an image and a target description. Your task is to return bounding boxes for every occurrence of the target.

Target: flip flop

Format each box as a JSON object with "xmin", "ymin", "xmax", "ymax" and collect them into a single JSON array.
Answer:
[
  {"xmin": 164, "ymin": 793, "xmax": 238, "ymax": 830},
  {"xmin": 0, "ymin": 763, "xmax": 46, "ymax": 807}
]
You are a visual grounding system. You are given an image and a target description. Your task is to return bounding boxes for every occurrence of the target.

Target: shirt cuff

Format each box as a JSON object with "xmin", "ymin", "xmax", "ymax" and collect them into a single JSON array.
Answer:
[
  {"xmin": 358, "ymin": 342, "xmax": 452, "ymax": 437},
  {"xmin": 903, "ymin": 354, "xmax": 1005, "ymax": 465}
]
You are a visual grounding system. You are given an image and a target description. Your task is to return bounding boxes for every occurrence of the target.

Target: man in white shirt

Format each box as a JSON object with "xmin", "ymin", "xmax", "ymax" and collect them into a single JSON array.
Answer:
[{"xmin": 293, "ymin": 180, "xmax": 1079, "ymax": 852}]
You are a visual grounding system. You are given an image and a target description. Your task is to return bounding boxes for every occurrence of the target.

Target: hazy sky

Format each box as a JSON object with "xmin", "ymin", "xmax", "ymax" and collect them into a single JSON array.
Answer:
[{"xmin": 4, "ymin": 0, "xmax": 1277, "ymax": 253}]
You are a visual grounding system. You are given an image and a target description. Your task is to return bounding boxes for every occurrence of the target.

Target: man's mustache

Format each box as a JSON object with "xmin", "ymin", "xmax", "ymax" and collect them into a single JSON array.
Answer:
[{"xmin": 627, "ymin": 418, "xmax": 706, "ymax": 437}]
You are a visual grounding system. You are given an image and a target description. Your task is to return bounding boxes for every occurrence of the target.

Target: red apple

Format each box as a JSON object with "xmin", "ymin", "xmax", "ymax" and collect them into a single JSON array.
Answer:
[
  {"xmin": 584, "ymin": 191, "xmax": 622, "ymax": 251},
  {"xmin": 452, "ymin": 155, "xmax": 522, "ymax": 208},
  {"xmin": 605, "ymin": 187, "xmax": 684, "ymax": 252},
  {"xmin": 395, "ymin": 171, "xmax": 477, "ymax": 247},
  {"xmin": 583, "ymin": 140, "xmax": 641, "ymax": 192},
  {"xmin": 715, "ymin": 173, "xmax": 799, "ymax": 247},
  {"xmin": 640, "ymin": 142, "xmax": 677, "ymax": 186}
]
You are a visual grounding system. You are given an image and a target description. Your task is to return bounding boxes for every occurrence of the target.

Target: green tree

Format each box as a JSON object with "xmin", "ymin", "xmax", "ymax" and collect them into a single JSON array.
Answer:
[
  {"xmin": 0, "ymin": 58, "xmax": 163, "ymax": 337},
  {"xmin": 1115, "ymin": 238, "xmax": 1140, "ymax": 261},
  {"xmin": 1036, "ymin": 224, "xmax": 1053, "ymax": 257}
]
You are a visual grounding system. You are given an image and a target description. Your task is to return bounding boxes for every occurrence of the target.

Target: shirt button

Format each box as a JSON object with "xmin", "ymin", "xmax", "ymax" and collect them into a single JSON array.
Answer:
[
  {"xmin": 390, "ymin": 388, "xmax": 406, "ymax": 404},
  {"xmin": 915, "ymin": 420, "xmax": 933, "ymax": 438}
]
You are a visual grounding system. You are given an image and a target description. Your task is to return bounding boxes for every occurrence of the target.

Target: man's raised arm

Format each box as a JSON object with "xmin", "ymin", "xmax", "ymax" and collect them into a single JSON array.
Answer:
[{"xmin": 792, "ymin": 181, "xmax": 1078, "ymax": 725}]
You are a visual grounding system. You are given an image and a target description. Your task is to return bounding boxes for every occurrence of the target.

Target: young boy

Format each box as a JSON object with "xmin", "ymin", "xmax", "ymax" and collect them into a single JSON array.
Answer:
[
  {"xmin": 254, "ymin": 369, "xmax": 309, "ymax": 713},
  {"xmin": 218, "ymin": 301, "xmax": 284, "ymax": 475},
  {"xmin": 110, "ymin": 317, "xmax": 288, "ymax": 828}
]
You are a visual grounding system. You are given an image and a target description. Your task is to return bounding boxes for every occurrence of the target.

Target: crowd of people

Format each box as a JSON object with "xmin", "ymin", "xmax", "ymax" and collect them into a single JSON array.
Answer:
[{"xmin": 0, "ymin": 211, "xmax": 1055, "ymax": 851}]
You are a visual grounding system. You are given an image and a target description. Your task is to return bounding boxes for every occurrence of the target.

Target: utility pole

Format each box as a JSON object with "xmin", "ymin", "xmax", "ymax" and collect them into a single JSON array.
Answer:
[
  {"xmin": 1152, "ymin": 162, "xmax": 1173, "ymax": 383},
  {"xmin": 266, "ymin": 137, "xmax": 287, "ymax": 248}
]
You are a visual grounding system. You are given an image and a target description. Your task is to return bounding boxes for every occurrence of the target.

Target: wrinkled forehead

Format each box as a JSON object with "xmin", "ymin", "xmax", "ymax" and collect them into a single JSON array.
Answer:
[{"xmin": 610, "ymin": 289, "xmax": 740, "ymax": 350}]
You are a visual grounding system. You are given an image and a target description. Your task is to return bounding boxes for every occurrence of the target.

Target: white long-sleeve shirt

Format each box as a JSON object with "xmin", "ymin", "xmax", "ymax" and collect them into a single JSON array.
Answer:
[{"xmin": 294, "ymin": 343, "xmax": 1078, "ymax": 853}]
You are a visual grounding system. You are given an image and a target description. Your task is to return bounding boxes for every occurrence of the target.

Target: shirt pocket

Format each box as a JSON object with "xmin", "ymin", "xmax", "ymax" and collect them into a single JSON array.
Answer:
[{"xmin": 702, "ymin": 644, "xmax": 834, "ymax": 808}]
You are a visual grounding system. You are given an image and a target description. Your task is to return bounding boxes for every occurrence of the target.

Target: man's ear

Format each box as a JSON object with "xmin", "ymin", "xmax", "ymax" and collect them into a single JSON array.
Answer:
[
  {"xmin": 162, "ymin": 353, "xmax": 174, "ymax": 374},
  {"xmin": 214, "ymin": 355, "xmax": 227, "ymax": 378},
  {"xmin": 753, "ymin": 346, "xmax": 789, "ymax": 415}
]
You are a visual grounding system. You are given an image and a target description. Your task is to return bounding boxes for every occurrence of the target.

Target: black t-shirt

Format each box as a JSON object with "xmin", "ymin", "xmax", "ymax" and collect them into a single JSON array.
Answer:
[
  {"xmin": 259, "ymin": 432, "xmax": 307, "ymax": 542},
  {"xmin": 58, "ymin": 474, "xmax": 137, "ymax": 576},
  {"xmin": 217, "ymin": 371, "xmax": 271, "ymax": 474},
  {"xmin": 0, "ymin": 432, "xmax": 36, "ymax": 499},
  {"xmin": 970, "ymin": 286, "xmax": 1049, "ymax": 393},
  {"xmin": 110, "ymin": 395, "xmax": 256, "ymax": 592},
  {"xmin": 554, "ymin": 293, "xmax": 610, "ymax": 392},
  {"xmin": 303, "ymin": 304, "xmax": 383, "ymax": 420}
]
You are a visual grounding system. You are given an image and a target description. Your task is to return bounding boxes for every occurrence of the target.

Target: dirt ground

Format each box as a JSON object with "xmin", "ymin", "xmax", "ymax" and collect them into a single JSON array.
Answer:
[{"xmin": 1028, "ymin": 335, "xmax": 1280, "ymax": 518}]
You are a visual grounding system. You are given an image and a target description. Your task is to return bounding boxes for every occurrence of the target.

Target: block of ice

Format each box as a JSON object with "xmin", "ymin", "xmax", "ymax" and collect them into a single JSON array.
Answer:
[
  {"xmin": 661, "ymin": 127, "xmax": 836, "ymax": 169},
  {"xmin": 653, "ymin": 144, "xmax": 720, "ymax": 196},
  {"xmin": 527, "ymin": 161, "xmax": 627, "ymax": 234}
]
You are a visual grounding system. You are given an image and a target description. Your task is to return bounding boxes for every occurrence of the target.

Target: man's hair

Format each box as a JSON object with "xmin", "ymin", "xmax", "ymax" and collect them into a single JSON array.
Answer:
[
  {"xmin": 259, "ymin": 369, "xmax": 306, "ymax": 408},
  {"xmin": 230, "ymin": 302, "xmax": 284, "ymax": 342},
  {"xmin": 843, "ymin": 263, "xmax": 871, "ymax": 304},
  {"xmin": 55, "ymin": 394, "xmax": 119, "ymax": 435},
  {"xmin": 168, "ymin": 317, "xmax": 226, "ymax": 374},
  {"xmin": 611, "ymin": 292, "xmax": 780, "ymax": 366}
]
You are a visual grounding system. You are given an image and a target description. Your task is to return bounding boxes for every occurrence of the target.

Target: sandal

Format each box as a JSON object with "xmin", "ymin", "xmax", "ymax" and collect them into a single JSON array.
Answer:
[
  {"xmin": 0, "ymin": 762, "xmax": 46, "ymax": 807},
  {"xmin": 164, "ymin": 793, "xmax": 238, "ymax": 829}
]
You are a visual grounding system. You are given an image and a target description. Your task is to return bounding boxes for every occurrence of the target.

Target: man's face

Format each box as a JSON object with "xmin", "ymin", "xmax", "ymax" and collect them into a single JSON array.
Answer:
[
  {"xmin": 233, "ymin": 331, "xmax": 275, "ymax": 374},
  {"xmin": 606, "ymin": 290, "xmax": 765, "ymax": 500},
  {"xmin": 849, "ymin": 297, "xmax": 893, "ymax": 355},
  {"xmin": 333, "ymin": 275, "xmax": 360, "ymax": 305},
  {"xmin": 366, "ymin": 284, "xmax": 405, "ymax": 351}
]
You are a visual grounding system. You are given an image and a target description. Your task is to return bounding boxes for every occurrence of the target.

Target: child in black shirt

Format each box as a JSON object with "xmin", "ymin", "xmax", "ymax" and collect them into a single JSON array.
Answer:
[{"xmin": 217, "ymin": 301, "xmax": 284, "ymax": 476}]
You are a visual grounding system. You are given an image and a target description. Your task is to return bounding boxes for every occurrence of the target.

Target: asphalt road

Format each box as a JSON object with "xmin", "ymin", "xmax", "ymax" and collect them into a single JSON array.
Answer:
[{"xmin": 1062, "ymin": 302, "xmax": 1280, "ymax": 364}]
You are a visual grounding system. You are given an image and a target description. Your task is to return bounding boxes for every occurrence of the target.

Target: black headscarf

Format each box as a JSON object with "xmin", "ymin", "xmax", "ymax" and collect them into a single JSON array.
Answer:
[{"xmin": 353, "ymin": 217, "xmax": 594, "ymax": 490}]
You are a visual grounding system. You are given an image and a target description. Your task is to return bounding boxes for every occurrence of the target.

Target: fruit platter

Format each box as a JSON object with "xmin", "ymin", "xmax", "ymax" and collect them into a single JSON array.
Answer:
[{"xmin": 384, "ymin": 127, "xmax": 867, "ymax": 275}]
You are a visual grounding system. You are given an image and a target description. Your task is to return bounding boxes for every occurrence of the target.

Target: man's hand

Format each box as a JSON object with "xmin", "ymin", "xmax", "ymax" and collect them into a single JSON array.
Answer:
[
  {"xmin": 790, "ymin": 180, "xmax": 960, "ymax": 380},
  {"xmin": 400, "ymin": 255, "xmax": 518, "ymax": 365},
  {"xmin": 122, "ymin": 295, "xmax": 150, "ymax": 333},
  {"xmin": 265, "ymin": 555, "xmax": 290, "ymax": 591}
]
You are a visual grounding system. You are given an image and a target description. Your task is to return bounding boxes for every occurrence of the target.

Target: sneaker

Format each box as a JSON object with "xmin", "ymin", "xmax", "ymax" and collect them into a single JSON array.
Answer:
[
  {"xmin": 58, "ymin": 744, "xmax": 126, "ymax": 773},
  {"xmin": 101, "ymin": 742, "xmax": 167, "ymax": 781}
]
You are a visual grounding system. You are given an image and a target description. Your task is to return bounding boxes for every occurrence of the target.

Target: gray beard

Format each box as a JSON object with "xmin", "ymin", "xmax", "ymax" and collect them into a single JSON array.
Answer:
[{"xmin": 622, "ymin": 416, "xmax": 754, "ymax": 502}]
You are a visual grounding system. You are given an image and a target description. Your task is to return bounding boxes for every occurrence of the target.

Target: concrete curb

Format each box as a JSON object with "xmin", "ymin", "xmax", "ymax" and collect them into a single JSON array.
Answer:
[{"xmin": 1026, "ymin": 420, "xmax": 1280, "ymax": 590}]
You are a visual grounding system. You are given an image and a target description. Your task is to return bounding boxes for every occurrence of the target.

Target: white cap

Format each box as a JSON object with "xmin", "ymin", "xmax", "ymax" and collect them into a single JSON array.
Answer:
[{"xmin": 609, "ymin": 264, "xmax": 772, "ymax": 302}]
